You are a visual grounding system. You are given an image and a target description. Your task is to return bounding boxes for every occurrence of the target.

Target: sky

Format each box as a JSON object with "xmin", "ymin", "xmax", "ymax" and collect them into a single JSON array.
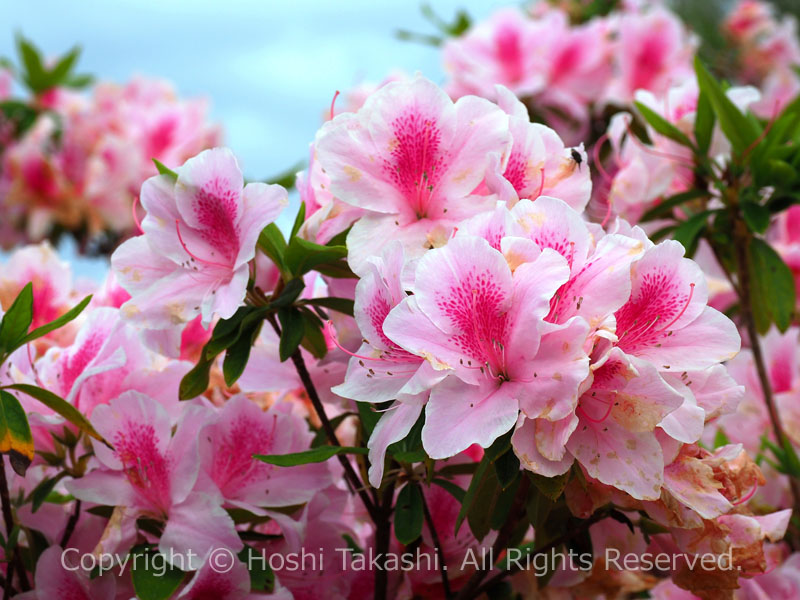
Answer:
[
  {"xmin": 1, "ymin": 0, "xmax": 513, "ymax": 279},
  {"xmin": 1, "ymin": 0, "xmax": 511, "ymax": 178}
]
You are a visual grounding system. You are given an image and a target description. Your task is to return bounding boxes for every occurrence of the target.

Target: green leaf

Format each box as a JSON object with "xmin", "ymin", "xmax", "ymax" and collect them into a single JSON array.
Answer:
[
  {"xmin": 130, "ymin": 545, "xmax": 185, "ymax": 600},
  {"xmin": 4, "ymin": 384, "xmax": 109, "ymax": 447},
  {"xmin": 431, "ymin": 478, "xmax": 465, "ymax": 503},
  {"xmin": 290, "ymin": 202, "xmax": 307, "ymax": 239},
  {"xmin": 299, "ymin": 309, "xmax": 327, "ymax": 359},
  {"xmin": 0, "ymin": 101, "xmax": 39, "ymax": 138},
  {"xmin": 298, "ymin": 297, "xmax": 355, "ymax": 317},
  {"xmin": 222, "ymin": 318, "xmax": 261, "ymax": 387},
  {"xmin": 311, "ymin": 412, "xmax": 354, "ymax": 447},
  {"xmin": 713, "ymin": 428, "xmax": 730, "ymax": 449},
  {"xmin": 284, "ymin": 237, "xmax": 348, "ymax": 277},
  {"xmin": 49, "ymin": 46, "xmax": 81, "ymax": 86},
  {"xmin": 394, "ymin": 484, "xmax": 424, "ymax": 545},
  {"xmin": 313, "ymin": 259, "xmax": 357, "ymax": 279},
  {"xmin": 19, "ymin": 294, "xmax": 91, "ymax": 348},
  {"xmin": 748, "ymin": 238, "xmax": 796, "ymax": 333},
  {"xmin": 277, "ymin": 308, "xmax": 304, "ymax": 362},
  {"xmin": 393, "ymin": 449, "xmax": 427, "ymax": 463},
  {"xmin": 640, "ymin": 189, "xmax": 707, "ymax": 222},
  {"xmin": 741, "ymin": 202, "xmax": 771, "ymax": 234},
  {"xmin": 0, "ymin": 390, "xmax": 34, "ymax": 476},
  {"xmin": 694, "ymin": 90, "xmax": 715, "ymax": 155},
  {"xmin": 356, "ymin": 401, "xmax": 382, "ymax": 437},
  {"xmin": 64, "ymin": 73, "xmax": 93, "ymax": 89},
  {"xmin": 489, "ymin": 474, "xmax": 520, "ymax": 530},
  {"xmin": 634, "ymin": 101, "xmax": 695, "ymax": 148},
  {"xmin": 455, "ymin": 455, "xmax": 490, "ymax": 536},
  {"xmin": 268, "ymin": 278, "xmax": 305, "ymax": 310},
  {"xmin": 258, "ymin": 224, "xmax": 288, "ymax": 274},
  {"xmin": 673, "ymin": 210, "xmax": 714, "ymax": 257},
  {"xmin": 179, "ymin": 355, "xmax": 214, "ymax": 400},
  {"xmin": 16, "ymin": 34, "xmax": 47, "ymax": 93},
  {"xmin": 29, "ymin": 472, "xmax": 67, "ymax": 513},
  {"xmin": 494, "ymin": 449, "xmax": 520, "ymax": 491},
  {"xmin": 694, "ymin": 57, "xmax": 760, "ymax": 156},
  {"xmin": 152, "ymin": 159, "xmax": 178, "ymax": 180},
  {"xmin": 0, "ymin": 282, "xmax": 33, "ymax": 354},
  {"xmin": 204, "ymin": 306, "xmax": 261, "ymax": 357},
  {"xmin": 527, "ymin": 470, "xmax": 570, "ymax": 501},
  {"xmin": 766, "ymin": 158, "xmax": 797, "ymax": 187},
  {"xmin": 238, "ymin": 545, "xmax": 274, "ymax": 592},
  {"xmin": 254, "ymin": 445, "xmax": 367, "ymax": 466},
  {"xmin": 467, "ymin": 464, "xmax": 501, "ymax": 541}
]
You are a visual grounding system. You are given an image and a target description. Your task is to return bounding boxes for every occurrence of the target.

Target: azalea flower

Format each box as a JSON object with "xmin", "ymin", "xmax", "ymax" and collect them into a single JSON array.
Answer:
[
  {"xmin": 66, "ymin": 391, "xmax": 241, "ymax": 567},
  {"xmin": 314, "ymin": 74, "xmax": 511, "ymax": 274},
  {"xmin": 112, "ymin": 147, "xmax": 287, "ymax": 328}
]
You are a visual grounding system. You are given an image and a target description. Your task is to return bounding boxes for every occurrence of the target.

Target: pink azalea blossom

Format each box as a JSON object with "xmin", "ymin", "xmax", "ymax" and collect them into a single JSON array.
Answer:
[
  {"xmin": 17, "ymin": 546, "xmax": 115, "ymax": 600},
  {"xmin": 604, "ymin": 7, "xmax": 696, "ymax": 105},
  {"xmin": 175, "ymin": 549, "xmax": 254, "ymax": 600},
  {"xmin": 725, "ymin": 0, "xmax": 800, "ymax": 84},
  {"xmin": 485, "ymin": 87, "xmax": 592, "ymax": 211},
  {"xmin": 442, "ymin": 9, "xmax": 546, "ymax": 100},
  {"xmin": 0, "ymin": 242, "xmax": 77, "ymax": 336},
  {"xmin": 331, "ymin": 242, "xmax": 443, "ymax": 486},
  {"xmin": 66, "ymin": 391, "xmax": 242, "ymax": 568},
  {"xmin": 112, "ymin": 147, "xmax": 287, "ymax": 327},
  {"xmin": 314, "ymin": 74, "xmax": 511, "ymax": 274},
  {"xmin": 383, "ymin": 233, "xmax": 590, "ymax": 458},
  {"xmin": 199, "ymin": 395, "xmax": 332, "ymax": 509}
]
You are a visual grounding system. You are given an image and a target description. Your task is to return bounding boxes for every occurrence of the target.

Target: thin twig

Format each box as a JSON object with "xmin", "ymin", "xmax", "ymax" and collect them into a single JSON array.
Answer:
[
  {"xmin": 266, "ymin": 316, "xmax": 378, "ymax": 521},
  {"xmin": 59, "ymin": 499, "xmax": 82, "ymax": 548},
  {"xmin": 474, "ymin": 507, "xmax": 612, "ymax": 596},
  {"xmin": 454, "ymin": 476, "xmax": 530, "ymax": 600},
  {"xmin": 0, "ymin": 458, "xmax": 29, "ymax": 595},
  {"xmin": 420, "ymin": 488, "xmax": 452, "ymax": 598},
  {"xmin": 731, "ymin": 216, "xmax": 800, "ymax": 515},
  {"xmin": 373, "ymin": 477, "xmax": 396, "ymax": 600}
]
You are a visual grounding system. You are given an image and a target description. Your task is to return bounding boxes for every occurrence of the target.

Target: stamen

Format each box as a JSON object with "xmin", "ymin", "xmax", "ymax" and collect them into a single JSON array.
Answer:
[
  {"xmin": 469, "ymin": 289, "xmax": 504, "ymax": 379},
  {"xmin": 592, "ymin": 133, "xmax": 613, "ymax": 185},
  {"xmin": 601, "ymin": 195, "xmax": 614, "ymax": 228},
  {"xmin": 131, "ymin": 195, "xmax": 143, "ymax": 234},
  {"xmin": 535, "ymin": 167, "xmax": 545, "ymax": 199},
  {"xmin": 624, "ymin": 119, "xmax": 694, "ymax": 167},
  {"xmin": 742, "ymin": 100, "xmax": 779, "ymax": 160},
  {"xmin": 658, "ymin": 283, "xmax": 695, "ymax": 332},
  {"xmin": 732, "ymin": 478, "xmax": 759, "ymax": 506},
  {"xmin": 175, "ymin": 220, "xmax": 231, "ymax": 269},
  {"xmin": 26, "ymin": 343, "xmax": 45, "ymax": 388},
  {"xmin": 324, "ymin": 321, "xmax": 418, "ymax": 365},
  {"xmin": 577, "ymin": 398, "xmax": 613, "ymax": 424},
  {"xmin": 330, "ymin": 90, "xmax": 340, "ymax": 121}
]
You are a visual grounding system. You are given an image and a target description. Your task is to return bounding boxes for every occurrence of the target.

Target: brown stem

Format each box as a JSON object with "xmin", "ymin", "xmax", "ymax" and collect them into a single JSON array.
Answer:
[
  {"xmin": 473, "ymin": 507, "xmax": 612, "ymax": 597},
  {"xmin": 0, "ymin": 459, "xmax": 29, "ymax": 595},
  {"xmin": 420, "ymin": 488, "xmax": 452, "ymax": 598},
  {"xmin": 454, "ymin": 476, "xmax": 530, "ymax": 600},
  {"xmin": 266, "ymin": 316, "xmax": 378, "ymax": 521},
  {"xmin": 373, "ymin": 477, "xmax": 396, "ymax": 600},
  {"xmin": 731, "ymin": 218, "xmax": 800, "ymax": 513},
  {"xmin": 59, "ymin": 499, "xmax": 82, "ymax": 548}
]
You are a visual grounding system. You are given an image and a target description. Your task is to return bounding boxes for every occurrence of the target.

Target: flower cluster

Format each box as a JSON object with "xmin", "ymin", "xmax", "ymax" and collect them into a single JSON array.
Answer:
[
  {"xmin": 442, "ymin": 2, "xmax": 696, "ymax": 143},
  {"xmin": 1, "ymin": 1, "xmax": 800, "ymax": 598},
  {"xmin": 0, "ymin": 68, "xmax": 219, "ymax": 249}
]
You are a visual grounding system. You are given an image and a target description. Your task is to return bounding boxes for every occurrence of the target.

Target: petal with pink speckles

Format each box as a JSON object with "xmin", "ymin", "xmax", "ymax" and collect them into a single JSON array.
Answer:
[
  {"xmin": 367, "ymin": 401, "xmax": 423, "ymax": 487},
  {"xmin": 512, "ymin": 415, "xmax": 575, "ymax": 477},
  {"xmin": 176, "ymin": 549, "xmax": 251, "ymax": 600},
  {"xmin": 423, "ymin": 376, "xmax": 520, "ymax": 459},
  {"xmin": 567, "ymin": 416, "xmax": 664, "ymax": 500}
]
